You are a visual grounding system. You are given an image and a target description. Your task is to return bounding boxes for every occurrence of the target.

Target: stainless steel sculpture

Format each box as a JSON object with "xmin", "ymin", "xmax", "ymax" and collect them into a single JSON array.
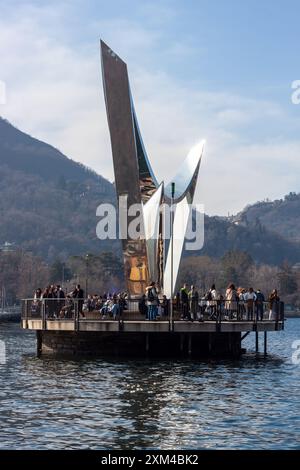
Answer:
[{"xmin": 101, "ymin": 40, "xmax": 204, "ymax": 298}]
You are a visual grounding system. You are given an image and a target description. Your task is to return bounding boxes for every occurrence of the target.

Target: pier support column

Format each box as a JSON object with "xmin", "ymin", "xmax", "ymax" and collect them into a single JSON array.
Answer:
[
  {"xmin": 264, "ymin": 331, "xmax": 267, "ymax": 356},
  {"xmin": 255, "ymin": 331, "xmax": 259, "ymax": 353},
  {"xmin": 180, "ymin": 334, "xmax": 184, "ymax": 353},
  {"xmin": 228, "ymin": 333, "xmax": 232, "ymax": 353},
  {"xmin": 36, "ymin": 331, "xmax": 42, "ymax": 357},
  {"xmin": 208, "ymin": 333, "xmax": 212, "ymax": 353},
  {"xmin": 35, "ymin": 330, "xmax": 243, "ymax": 358},
  {"xmin": 188, "ymin": 334, "xmax": 192, "ymax": 357}
]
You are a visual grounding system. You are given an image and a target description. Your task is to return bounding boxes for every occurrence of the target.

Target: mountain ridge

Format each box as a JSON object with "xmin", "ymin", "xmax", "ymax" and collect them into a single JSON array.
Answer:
[
  {"xmin": 0, "ymin": 117, "xmax": 113, "ymax": 188},
  {"xmin": 232, "ymin": 191, "xmax": 300, "ymax": 243},
  {"xmin": 0, "ymin": 116, "xmax": 299, "ymax": 266}
]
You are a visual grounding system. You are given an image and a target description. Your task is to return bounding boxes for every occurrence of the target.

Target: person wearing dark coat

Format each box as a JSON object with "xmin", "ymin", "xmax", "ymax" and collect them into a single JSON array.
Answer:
[
  {"xmin": 72, "ymin": 284, "xmax": 85, "ymax": 317},
  {"xmin": 180, "ymin": 284, "xmax": 190, "ymax": 320},
  {"xmin": 138, "ymin": 294, "xmax": 148, "ymax": 318},
  {"xmin": 255, "ymin": 289, "xmax": 265, "ymax": 321}
]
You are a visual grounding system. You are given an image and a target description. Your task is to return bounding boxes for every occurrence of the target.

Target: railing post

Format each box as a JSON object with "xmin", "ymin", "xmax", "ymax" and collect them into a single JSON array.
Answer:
[
  {"xmin": 216, "ymin": 300, "xmax": 221, "ymax": 332},
  {"xmin": 275, "ymin": 300, "xmax": 280, "ymax": 331},
  {"xmin": 255, "ymin": 331, "xmax": 259, "ymax": 353},
  {"xmin": 264, "ymin": 331, "xmax": 267, "ymax": 356},
  {"xmin": 118, "ymin": 309, "xmax": 124, "ymax": 332},
  {"xmin": 281, "ymin": 301, "xmax": 285, "ymax": 330},
  {"xmin": 188, "ymin": 334, "xmax": 192, "ymax": 357},
  {"xmin": 42, "ymin": 299, "xmax": 46, "ymax": 330},
  {"xmin": 169, "ymin": 298, "xmax": 174, "ymax": 332},
  {"xmin": 24, "ymin": 299, "xmax": 28, "ymax": 328},
  {"xmin": 74, "ymin": 300, "xmax": 79, "ymax": 331},
  {"xmin": 172, "ymin": 300, "xmax": 175, "ymax": 332}
]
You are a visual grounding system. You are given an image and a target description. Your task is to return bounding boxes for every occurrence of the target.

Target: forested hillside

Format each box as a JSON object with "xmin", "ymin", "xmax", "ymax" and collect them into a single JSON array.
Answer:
[{"xmin": 0, "ymin": 116, "xmax": 299, "ymax": 267}]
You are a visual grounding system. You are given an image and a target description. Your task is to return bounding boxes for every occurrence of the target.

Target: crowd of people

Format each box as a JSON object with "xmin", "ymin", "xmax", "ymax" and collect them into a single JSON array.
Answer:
[
  {"xmin": 31, "ymin": 281, "xmax": 281, "ymax": 322},
  {"xmin": 32, "ymin": 285, "xmax": 128, "ymax": 319},
  {"xmin": 141, "ymin": 282, "xmax": 281, "ymax": 322},
  {"xmin": 83, "ymin": 292, "xmax": 128, "ymax": 319}
]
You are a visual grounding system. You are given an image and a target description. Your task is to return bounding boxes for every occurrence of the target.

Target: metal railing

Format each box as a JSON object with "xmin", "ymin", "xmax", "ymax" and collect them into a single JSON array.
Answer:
[{"xmin": 21, "ymin": 298, "xmax": 284, "ymax": 331}]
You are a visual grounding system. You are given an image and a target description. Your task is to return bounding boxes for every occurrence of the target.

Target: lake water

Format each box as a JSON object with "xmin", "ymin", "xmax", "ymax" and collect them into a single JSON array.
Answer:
[{"xmin": 0, "ymin": 320, "xmax": 299, "ymax": 450}]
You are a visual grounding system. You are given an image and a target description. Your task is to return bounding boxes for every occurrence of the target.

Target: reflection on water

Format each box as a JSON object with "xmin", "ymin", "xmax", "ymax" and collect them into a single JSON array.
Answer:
[{"xmin": 0, "ymin": 321, "xmax": 300, "ymax": 449}]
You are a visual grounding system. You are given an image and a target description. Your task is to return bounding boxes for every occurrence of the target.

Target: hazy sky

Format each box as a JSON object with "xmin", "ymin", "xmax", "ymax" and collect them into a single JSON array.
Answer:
[{"xmin": 0, "ymin": 0, "xmax": 300, "ymax": 215}]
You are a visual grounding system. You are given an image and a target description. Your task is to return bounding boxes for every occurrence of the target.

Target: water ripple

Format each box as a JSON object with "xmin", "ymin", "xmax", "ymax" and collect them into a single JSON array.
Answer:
[{"xmin": 0, "ymin": 321, "xmax": 300, "ymax": 449}]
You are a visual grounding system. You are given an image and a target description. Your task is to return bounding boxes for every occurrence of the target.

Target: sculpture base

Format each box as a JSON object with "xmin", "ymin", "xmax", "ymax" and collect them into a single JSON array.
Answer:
[{"xmin": 37, "ymin": 330, "xmax": 242, "ymax": 359}]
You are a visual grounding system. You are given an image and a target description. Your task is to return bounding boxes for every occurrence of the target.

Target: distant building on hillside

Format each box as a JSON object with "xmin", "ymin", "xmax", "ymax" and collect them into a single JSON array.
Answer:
[
  {"xmin": 233, "ymin": 213, "xmax": 249, "ymax": 228},
  {"xmin": 292, "ymin": 262, "xmax": 300, "ymax": 272},
  {"xmin": 0, "ymin": 241, "xmax": 16, "ymax": 252}
]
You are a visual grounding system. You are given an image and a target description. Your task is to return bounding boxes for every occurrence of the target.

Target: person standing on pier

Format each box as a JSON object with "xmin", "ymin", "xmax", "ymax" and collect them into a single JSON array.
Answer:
[
  {"xmin": 188, "ymin": 285, "xmax": 199, "ymax": 321},
  {"xmin": 139, "ymin": 294, "xmax": 148, "ymax": 318},
  {"xmin": 44, "ymin": 285, "xmax": 55, "ymax": 319},
  {"xmin": 72, "ymin": 284, "xmax": 85, "ymax": 318},
  {"xmin": 180, "ymin": 284, "xmax": 189, "ymax": 320},
  {"xmin": 244, "ymin": 287, "xmax": 257, "ymax": 321},
  {"xmin": 56, "ymin": 285, "xmax": 65, "ymax": 317},
  {"xmin": 237, "ymin": 288, "xmax": 246, "ymax": 320},
  {"xmin": 206, "ymin": 284, "xmax": 218, "ymax": 320},
  {"xmin": 34, "ymin": 288, "xmax": 42, "ymax": 301},
  {"xmin": 146, "ymin": 282, "xmax": 159, "ymax": 320},
  {"xmin": 110, "ymin": 297, "xmax": 119, "ymax": 320},
  {"xmin": 161, "ymin": 295, "xmax": 170, "ymax": 317},
  {"xmin": 225, "ymin": 284, "xmax": 238, "ymax": 320},
  {"xmin": 269, "ymin": 289, "xmax": 280, "ymax": 320},
  {"xmin": 255, "ymin": 289, "xmax": 265, "ymax": 321}
]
